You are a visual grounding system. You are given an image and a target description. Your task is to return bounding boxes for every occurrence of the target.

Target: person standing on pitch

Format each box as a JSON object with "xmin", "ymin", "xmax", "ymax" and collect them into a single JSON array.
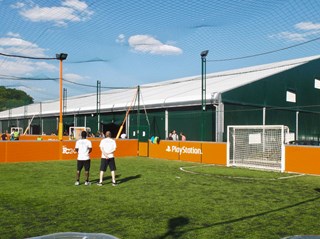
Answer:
[
  {"xmin": 75, "ymin": 131, "xmax": 92, "ymax": 186},
  {"xmin": 97, "ymin": 131, "xmax": 117, "ymax": 186}
]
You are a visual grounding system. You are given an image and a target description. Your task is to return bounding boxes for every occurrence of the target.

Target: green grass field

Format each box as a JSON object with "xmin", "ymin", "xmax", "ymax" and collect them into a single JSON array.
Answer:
[{"xmin": 1, "ymin": 157, "xmax": 320, "ymax": 239}]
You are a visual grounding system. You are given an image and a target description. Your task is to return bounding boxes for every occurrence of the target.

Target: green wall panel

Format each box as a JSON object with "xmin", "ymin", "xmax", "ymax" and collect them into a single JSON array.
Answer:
[
  {"xmin": 42, "ymin": 117, "xmax": 57, "ymax": 135},
  {"xmin": 168, "ymin": 107, "xmax": 214, "ymax": 141},
  {"xmin": 224, "ymin": 104, "xmax": 263, "ymax": 141},
  {"xmin": 298, "ymin": 111, "xmax": 320, "ymax": 141},
  {"xmin": 222, "ymin": 59, "xmax": 320, "ymax": 111},
  {"xmin": 265, "ymin": 109, "xmax": 296, "ymax": 131}
]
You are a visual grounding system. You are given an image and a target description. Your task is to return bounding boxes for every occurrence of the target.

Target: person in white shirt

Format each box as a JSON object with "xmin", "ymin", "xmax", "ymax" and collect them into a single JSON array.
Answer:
[
  {"xmin": 74, "ymin": 131, "xmax": 92, "ymax": 186},
  {"xmin": 171, "ymin": 130, "xmax": 179, "ymax": 141},
  {"xmin": 97, "ymin": 131, "xmax": 117, "ymax": 186}
]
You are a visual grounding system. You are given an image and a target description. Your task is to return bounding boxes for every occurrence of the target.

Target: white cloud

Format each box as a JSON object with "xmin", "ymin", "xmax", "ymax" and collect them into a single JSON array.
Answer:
[
  {"xmin": 10, "ymin": 2, "xmax": 26, "ymax": 9},
  {"xmin": 271, "ymin": 31, "xmax": 308, "ymax": 42},
  {"xmin": 295, "ymin": 21, "xmax": 320, "ymax": 31},
  {"xmin": 0, "ymin": 37, "xmax": 37, "ymax": 48},
  {"xmin": 64, "ymin": 73, "xmax": 87, "ymax": 82},
  {"xmin": 0, "ymin": 34, "xmax": 56, "ymax": 76},
  {"xmin": 0, "ymin": 60, "xmax": 56, "ymax": 76},
  {"xmin": 62, "ymin": 0, "xmax": 89, "ymax": 12},
  {"xmin": 116, "ymin": 34, "xmax": 126, "ymax": 44},
  {"xmin": 128, "ymin": 35, "xmax": 183, "ymax": 55},
  {"xmin": 271, "ymin": 21, "xmax": 320, "ymax": 42},
  {"xmin": 16, "ymin": 0, "xmax": 93, "ymax": 26},
  {"xmin": 6, "ymin": 32, "xmax": 21, "ymax": 38},
  {"xmin": 0, "ymin": 36, "xmax": 47, "ymax": 57}
]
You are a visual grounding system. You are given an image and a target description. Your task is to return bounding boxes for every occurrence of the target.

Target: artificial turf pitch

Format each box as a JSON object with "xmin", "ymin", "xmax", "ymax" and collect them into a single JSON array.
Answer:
[{"xmin": 0, "ymin": 157, "xmax": 319, "ymax": 239}]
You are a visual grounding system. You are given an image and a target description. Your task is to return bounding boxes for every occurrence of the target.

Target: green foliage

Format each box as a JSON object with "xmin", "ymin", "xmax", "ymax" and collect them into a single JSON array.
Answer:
[
  {"xmin": 0, "ymin": 86, "xmax": 33, "ymax": 111},
  {"xmin": 0, "ymin": 157, "xmax": 319, "ymax": 238}
]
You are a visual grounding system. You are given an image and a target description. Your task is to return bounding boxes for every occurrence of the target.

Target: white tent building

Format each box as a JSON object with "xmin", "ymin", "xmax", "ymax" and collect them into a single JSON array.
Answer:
[{"xmin": 1, "ymin": 55, "xmax": 320, "ymax": 141}]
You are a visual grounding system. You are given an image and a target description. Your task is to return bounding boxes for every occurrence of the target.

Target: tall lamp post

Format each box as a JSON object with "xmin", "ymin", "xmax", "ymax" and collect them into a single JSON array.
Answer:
[
  {"xmin": 200, "ymin": 50, "xmax": 209, "ymax": 141},
  {"xmin": 56, "ymin": 53, "xmax": 68, "ymax": 141}
]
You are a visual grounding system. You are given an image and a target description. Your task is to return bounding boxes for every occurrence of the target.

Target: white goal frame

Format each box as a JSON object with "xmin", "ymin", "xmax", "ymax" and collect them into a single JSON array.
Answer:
[
  {"xmin": 227, "ymin": 125, "xmax": 290, "ymax": 172},
  {"xmin": 69, "ymin": 127, "xmax": 91, "ymax": 140}
]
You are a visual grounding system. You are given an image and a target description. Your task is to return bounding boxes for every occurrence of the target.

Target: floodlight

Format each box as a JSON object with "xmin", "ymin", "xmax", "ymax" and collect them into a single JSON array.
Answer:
[
  {"xmin": 200, "ymin": 50, "xmax": 209, "ymax": 58},
  {"xmin": 56, "ymin": 53, "xmax": 68, "ymax": 60}
]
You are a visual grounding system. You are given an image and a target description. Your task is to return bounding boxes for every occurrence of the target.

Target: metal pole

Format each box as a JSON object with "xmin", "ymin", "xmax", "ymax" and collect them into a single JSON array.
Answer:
[
  {"xmin": 137, "ymin": 85, "xmax": 140, "ymax": 141},
  {"xmin": 63, "ymin": 88, "xmax": 67, "ymax": 115},
  {"xmin": 58, "ymin": 58, "xmax": 63, "ymax": 140},
  {"xmin": 201, "ymin": 57, "xmax": 207, "ymax": 112},
  {"xmin": 97, "ymin": 80, "xmax": 101, "ymax": 132},
  {"xmin": 40, "ymin": 102, "xmax": 42, "ymax": 135},
  {"xmin": 200, "ymin": 50, "xmax": 209, "ymax": 141},
  {"xmin": 56, "ymin": 53, "xmax": 67, "ymax": 140}
]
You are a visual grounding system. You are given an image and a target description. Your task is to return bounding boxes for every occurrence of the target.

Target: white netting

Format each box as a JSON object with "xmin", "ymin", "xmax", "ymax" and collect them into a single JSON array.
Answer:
[{"xmin": 227, "ymin": 125, "xmax": 289, "ymax": 172}]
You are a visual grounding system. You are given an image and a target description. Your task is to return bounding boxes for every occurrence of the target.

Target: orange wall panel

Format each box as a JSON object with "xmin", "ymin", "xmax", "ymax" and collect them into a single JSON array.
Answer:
[
  {"xmin": 61, "ymin": 139, "xmax": 138, "ymax": 160},
  {"xmin": 1, "ymin": 139, "xmax": 138, "ymax": 163},
  {"xmin": 285, "ymin": 145, "xmax": 320, "ymax": 175},
  {"xmin": 149, "ymin": 140, "xmax": 180, "ymax": 160},
  {"xmin": 148, "ymin": 140, "xmax": 227, "ymax": 165},
  {"xmin": 115, "ymin": 139, "xmax": 138, "ymax": 157},
  {"xmin": 0, "ymin": 143, "xmax": 7, "ymax": 163},
  {"xmin": 61, "ymin": 141, "xmax": 78, "ymax": 160},
  {"xmin": 202, "ymin": 142, "xmax": 227, "ymax": 165},
  {"xmin": 179, "ymin": 141, "xmax": 202, "ymax": 163},
  {"xmin": 139, "ymin": 142, "xmax": 149, "ymax": 157},
  {"xmin": 5, "ymin": 141, "xmax": 60, "ymax": 163}
]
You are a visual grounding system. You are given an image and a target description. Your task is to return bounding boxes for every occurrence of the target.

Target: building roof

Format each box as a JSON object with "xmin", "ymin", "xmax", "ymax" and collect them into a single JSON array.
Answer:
[{"xmin": 1, "ymin": 54, "xmax": 320, "ymax": 119}]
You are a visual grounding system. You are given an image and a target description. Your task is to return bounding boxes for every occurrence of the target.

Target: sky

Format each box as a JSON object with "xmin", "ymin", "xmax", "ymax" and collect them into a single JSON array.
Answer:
[{"xmin": 1, "ymin": 0, "xmax": 320, "ymax": 103}]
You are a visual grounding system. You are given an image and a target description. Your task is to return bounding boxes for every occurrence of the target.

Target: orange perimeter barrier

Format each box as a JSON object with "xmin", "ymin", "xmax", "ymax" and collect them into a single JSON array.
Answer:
[
  {"xmin": 1, "ymin": 141, "xmax": 60, "ymax": 163},
  {"xmin": 201, "ymin": 142, "xmax": 226, "ymax": 165},
  {"xmin": 3, "ymin": 138, "xmax": 320, "ymax": 176},
  {"xmin": 285, "ymin": 145, "xmax": 320, "ymax": 175},
  {"xmin": 1, "ymin": 139, "xmax": 138, "ymax": 163},
  {"xmin": 148, "ymin": 140, "xmax": 227, "ymax": 165}
]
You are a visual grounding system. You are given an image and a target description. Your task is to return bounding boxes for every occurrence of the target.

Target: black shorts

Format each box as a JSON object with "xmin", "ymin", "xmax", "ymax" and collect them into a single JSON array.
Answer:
[
  {"xmin": 100, "ymin": 157, "xmax": 116, "ymax": 172},
  {"xmin": 77, "ymin": 160, "xmax": 91, "ymax": 171}
]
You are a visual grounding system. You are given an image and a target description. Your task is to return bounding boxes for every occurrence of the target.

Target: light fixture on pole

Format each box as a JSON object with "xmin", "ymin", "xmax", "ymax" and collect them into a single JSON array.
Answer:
[
  {"xmin": 56, "ymin": 53, "xmax": 68, "ymax": 141},
  {"xmin": 200, "ymin": 50, "xmax": 209, "ymax": 141}
]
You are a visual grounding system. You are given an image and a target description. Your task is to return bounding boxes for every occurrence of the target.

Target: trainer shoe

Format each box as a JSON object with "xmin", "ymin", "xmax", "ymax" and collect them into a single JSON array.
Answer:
[
  {"xmin": 75, "ymin": 181, "xmax": 80, "ymax": 186},
  {"xmin": 85, "ymin": 181, "xmax": 91, "ymax": 186},
  {"xmin": 97, "ymin": 182, "xmax": 103, "ymax": 186},
  {"xmin": 112, "ymin": 181, "xmax": 117, "ymax": 186}
]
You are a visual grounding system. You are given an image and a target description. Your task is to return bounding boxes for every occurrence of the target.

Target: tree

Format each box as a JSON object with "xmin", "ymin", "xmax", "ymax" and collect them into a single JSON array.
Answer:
[{"xmin": 0, "ymin": 86, "xmax": 34, "ymax": 111}]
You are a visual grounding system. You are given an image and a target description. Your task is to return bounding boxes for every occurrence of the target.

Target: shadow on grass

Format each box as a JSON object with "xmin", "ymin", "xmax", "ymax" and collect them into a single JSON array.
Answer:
[
  {"xmin": 118, "ymin": 174, "xmax": 141, "ymax": 183},
  {"xmin": 155, "ymin": 216, "xmax": 190, "ymax": 239},
  {"xmin": 156, "ymin": 191, "xmax": 320, "ymax": 238},
  {"xmin": 92, "ymin": 174, "xmax": 141, "ymax": 184}
]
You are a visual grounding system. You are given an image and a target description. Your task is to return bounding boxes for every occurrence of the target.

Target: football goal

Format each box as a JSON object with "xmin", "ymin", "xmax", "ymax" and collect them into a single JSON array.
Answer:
[
  {"xmin": 69, "ymin": 127, "xmax": 91, "ymax": 140},
  {"xmin": 227, "ymin": 125, "xmax": 290, "ymax": 172}
]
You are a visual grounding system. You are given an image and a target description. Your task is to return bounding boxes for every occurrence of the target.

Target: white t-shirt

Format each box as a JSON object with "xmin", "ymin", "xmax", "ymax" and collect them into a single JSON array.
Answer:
[
  {"xmin": 100, "ymin": 137, "xmax": 116, "ymax": 158},
  {"xmin": 75, "ymin": 139, "xmax": 92, "ymax": 161},
  {"xmin": 172, "ymin": 133, "xmax": 179, "ymax": 141}
]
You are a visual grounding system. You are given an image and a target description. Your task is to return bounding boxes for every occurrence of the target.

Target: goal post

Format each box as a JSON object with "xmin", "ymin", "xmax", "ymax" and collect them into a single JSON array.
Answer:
[{"xmin": 227, "ymin": 125, "xmax": 290, "ymax": 172}]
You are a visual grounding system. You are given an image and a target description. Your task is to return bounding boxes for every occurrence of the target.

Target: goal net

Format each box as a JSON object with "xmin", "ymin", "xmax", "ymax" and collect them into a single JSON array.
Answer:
[
  {"xmin": 227, "ymin": 125, "xmax": 290, "ymax": 172},
  {"xmin": 69, "ymin": 127, "xmax": 91, "ymax": 140}
]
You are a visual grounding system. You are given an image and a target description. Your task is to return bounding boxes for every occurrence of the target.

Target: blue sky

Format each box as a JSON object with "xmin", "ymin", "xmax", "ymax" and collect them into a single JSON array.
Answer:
[{"xmin": 1, "ymin": 0, "xmax": 320, "ymax": 102}]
